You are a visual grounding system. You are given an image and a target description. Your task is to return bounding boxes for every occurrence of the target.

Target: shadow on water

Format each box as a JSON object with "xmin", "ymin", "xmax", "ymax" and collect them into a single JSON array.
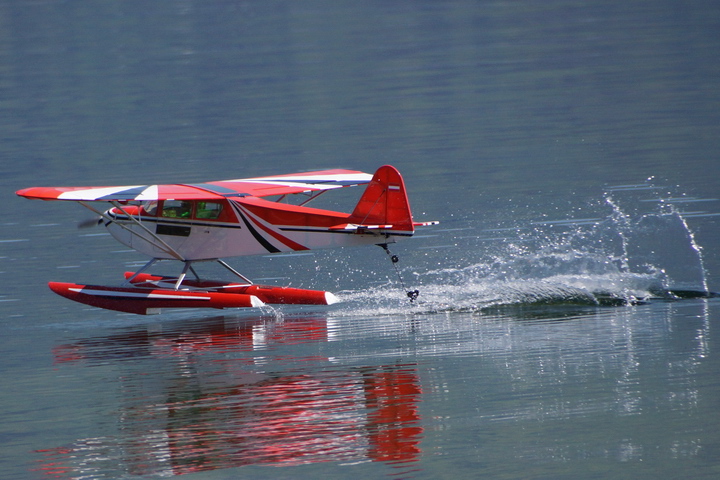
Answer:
[{"xmin": 36, "ymin": 314, "xmax": 423, "ymax": 478}]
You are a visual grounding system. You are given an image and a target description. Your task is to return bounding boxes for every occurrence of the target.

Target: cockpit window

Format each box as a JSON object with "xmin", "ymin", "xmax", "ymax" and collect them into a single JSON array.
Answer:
[
  {"xmin": 196, "ymin": 202, "xmax": 223, "ymax": 219},
  {"xmin": 143, "ymin": 201, "xmax": 159, "ymax": 216},
  {"xmin": 162, "ymin": 200, "xmax": 193, "ymax": 218}
]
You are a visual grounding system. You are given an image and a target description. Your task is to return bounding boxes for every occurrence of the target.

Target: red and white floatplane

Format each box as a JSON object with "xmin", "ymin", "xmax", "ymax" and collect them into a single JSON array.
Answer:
[{"xmin": 17, "ymin": 165, "xmax": 437, "ymax": 314}]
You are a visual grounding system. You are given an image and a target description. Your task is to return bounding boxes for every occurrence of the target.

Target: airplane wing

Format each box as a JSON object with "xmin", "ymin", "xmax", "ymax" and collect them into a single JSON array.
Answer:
[{"xmin": 16, "ymin": 169, "xmax": 373, "ymax": 202}]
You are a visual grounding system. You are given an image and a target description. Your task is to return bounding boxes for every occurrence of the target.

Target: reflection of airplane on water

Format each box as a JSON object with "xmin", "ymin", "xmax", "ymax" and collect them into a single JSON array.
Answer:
[
  {"xmin": 38, "ymin": 316, "xmax": 423, "ymax": 477},
  {"xmin": 53, "ymin": 315, "xmax": 331, "ymax": 362}
]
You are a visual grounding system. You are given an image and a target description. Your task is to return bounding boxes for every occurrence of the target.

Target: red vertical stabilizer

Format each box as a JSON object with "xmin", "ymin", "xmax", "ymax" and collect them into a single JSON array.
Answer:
[{"xmin": 350, "ymin": 165, "xmax": 414, "ymax": 232}]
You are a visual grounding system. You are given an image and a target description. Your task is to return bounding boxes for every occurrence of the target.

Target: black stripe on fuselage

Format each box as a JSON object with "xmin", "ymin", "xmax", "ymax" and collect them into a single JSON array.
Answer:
[{"xmin": 230, "ymin": 205, "xmax": 281, "ymax": 253}]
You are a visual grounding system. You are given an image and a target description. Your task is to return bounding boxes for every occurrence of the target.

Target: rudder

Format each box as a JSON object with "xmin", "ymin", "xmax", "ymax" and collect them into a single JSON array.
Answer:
[{"xmin": 350, "ymin": 165, "xmax": 414, "ymax": 232}]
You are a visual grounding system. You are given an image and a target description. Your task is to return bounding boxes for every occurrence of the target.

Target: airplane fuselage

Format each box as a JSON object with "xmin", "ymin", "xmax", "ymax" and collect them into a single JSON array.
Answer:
[{"xmin": 106, "ymin": 197, "xmax": 409, "ymax": 261}]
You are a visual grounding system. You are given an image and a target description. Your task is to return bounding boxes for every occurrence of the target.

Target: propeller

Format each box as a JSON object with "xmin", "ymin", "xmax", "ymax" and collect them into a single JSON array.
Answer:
[{"xmin": 77, "ymin": 216, "xmax": 103, "ymax": 229}]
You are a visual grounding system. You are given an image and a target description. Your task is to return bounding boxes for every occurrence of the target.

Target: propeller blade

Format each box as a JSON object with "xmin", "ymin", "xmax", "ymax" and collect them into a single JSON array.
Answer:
[{"xmin": 78, "ymin": 217, "xmax": 103, "ymax": 229}]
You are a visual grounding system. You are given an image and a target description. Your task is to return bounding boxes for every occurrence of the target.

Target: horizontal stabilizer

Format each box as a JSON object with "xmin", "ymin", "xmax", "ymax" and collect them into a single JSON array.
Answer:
[{"xmin": 329, "ymin": 223, "xmax": 394, "ymax": 232}]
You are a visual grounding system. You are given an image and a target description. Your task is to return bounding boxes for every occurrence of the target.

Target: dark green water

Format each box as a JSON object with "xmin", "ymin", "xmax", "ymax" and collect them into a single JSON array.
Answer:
[{"xmin": 2, "ymin": 1, "xmax": 720, "ymax": 479}]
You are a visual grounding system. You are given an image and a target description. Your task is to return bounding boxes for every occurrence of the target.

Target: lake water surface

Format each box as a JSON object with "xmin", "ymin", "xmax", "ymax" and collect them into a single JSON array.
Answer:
[{"xmin": 2, "ymin": 2, "xmax": 720, "ymax": 479}]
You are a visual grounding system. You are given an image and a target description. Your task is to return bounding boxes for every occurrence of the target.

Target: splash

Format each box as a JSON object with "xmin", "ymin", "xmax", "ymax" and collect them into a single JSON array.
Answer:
[
  {"xmin": 334, "ymin": 182, "xmax": 714, "ymax": 316},
  {"xmin": 604, "ymin": 182, "xmax": 711, "ymax": 294},
  {"xmin": 665, "ymin": 204, "xmax": 709, "ymax": 294}
]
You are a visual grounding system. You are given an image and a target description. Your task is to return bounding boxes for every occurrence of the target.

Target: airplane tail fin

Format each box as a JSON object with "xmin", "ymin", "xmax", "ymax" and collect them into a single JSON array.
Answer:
[{"xmin": 349, "ymin": 165, "xmax": 415, "ymax": 233}]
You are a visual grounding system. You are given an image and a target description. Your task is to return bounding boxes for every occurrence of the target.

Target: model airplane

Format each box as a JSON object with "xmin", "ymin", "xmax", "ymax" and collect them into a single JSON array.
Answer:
[{"xmin": 17, "ymin": 165, "xmax": 438, "ymax": 314}]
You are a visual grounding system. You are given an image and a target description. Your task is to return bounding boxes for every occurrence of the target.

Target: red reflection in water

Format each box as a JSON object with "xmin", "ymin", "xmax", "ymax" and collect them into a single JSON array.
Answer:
[
  {"xmin": 53, "ymin": 316, "xmax": 330, "ymax": 364},
  {"xmin": 37, "ymin": 317, "xmax": 423, "ymax": 477},
  {"xmin": 364, "ymin": 368, "xmax": 423, "ymax": 464}
]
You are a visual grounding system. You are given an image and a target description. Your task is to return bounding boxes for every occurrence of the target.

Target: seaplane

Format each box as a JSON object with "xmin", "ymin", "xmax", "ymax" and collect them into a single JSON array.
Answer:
[{"xmin": 16, "ymin": 165, "xmax": 438, "ymax": 315}]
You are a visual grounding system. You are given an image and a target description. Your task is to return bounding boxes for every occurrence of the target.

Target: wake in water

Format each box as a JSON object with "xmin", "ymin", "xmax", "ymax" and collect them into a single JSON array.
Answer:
[{"xmin": 334, "ymin": 182, "xmax": 716, "ymax": 316}]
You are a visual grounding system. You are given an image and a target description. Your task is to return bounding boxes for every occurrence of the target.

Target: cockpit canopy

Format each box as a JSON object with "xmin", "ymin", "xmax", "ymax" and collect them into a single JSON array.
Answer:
[{"xmin": 141, "ymin": 200, "xmax": 228, "ymax": 221}]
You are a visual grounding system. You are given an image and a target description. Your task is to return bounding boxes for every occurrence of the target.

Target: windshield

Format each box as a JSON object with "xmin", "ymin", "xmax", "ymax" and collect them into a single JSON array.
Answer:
[{"xmin": 142, "ymin": 201, "xmax": 159, "ymax": 216}]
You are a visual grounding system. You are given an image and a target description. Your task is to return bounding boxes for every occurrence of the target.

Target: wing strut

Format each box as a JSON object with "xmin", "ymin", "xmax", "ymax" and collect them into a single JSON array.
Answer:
[
  {"xmin": 298, "ymin": 190, "xmax": 328, "ymax": 207},
  {"xmin": 78, "ymin": 201, "xmax": 186, "ymax": 261}
]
